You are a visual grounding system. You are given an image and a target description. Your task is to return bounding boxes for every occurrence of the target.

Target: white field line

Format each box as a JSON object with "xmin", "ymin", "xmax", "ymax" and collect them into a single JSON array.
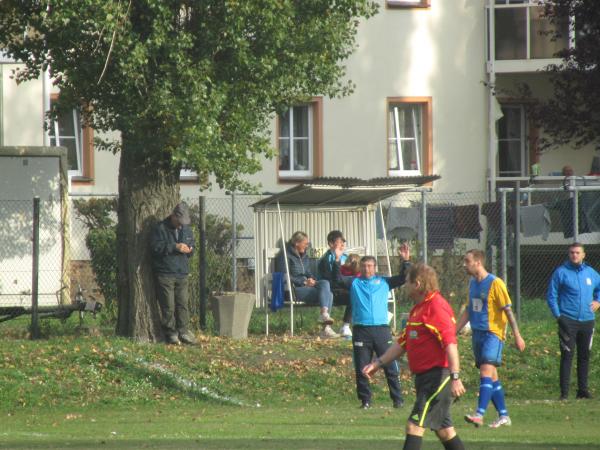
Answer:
[{"xmin": 115, "ymin": 351, "xmax": 260, "ymax": 408}]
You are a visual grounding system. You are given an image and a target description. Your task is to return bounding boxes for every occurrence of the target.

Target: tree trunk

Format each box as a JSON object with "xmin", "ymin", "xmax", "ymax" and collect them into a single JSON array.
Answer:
[{"xmin": 116, "ymin": 133, "xmax": 180, "ymax": 340}]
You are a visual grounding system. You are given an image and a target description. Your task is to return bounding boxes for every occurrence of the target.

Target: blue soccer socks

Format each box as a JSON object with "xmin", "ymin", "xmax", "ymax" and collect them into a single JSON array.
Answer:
[
  {"xmin": 476, "ymin": 377, "xmax": 494, "ymax": 415},
  {"xmin": 491, "ymin": 380, "xmax": 508, "ymax": 416}
]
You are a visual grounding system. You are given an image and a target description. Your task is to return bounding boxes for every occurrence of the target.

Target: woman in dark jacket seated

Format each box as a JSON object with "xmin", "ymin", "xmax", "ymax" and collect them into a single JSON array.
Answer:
[{"xmin": 278, "ymin": 231, "xmax": 338, "ymax": 339}]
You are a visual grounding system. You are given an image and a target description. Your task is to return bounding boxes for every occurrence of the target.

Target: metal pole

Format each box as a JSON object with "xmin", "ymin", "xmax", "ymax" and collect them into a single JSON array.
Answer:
[
  {"xmin": 31, "ymin": 197, "xmax": 40, "ymax": 339},
  {"xmin": 513, "ymin": 183, "xmax": 521, "ymax": 321},
  {"xmin": 500, "ymin": 190, "xmax": 507, "ymax": 283},
  {"xmin": 379, "ymin": 202, "xmax": 396, "ymax": 331},
  {"xmin": 420, "ymin": 190, "xmax": 428, "ymax": 264},
  {"xmin": 231, "ymin": 192, "xmax": 237, "ymax": 291},
  {"xmin": 571, "ymin": 179, "xmax": 579, "ymax": 242},
  {"xmin": 277, "ymin": 201, "xmax": 295, "ymax": 336},
  {"xmin": 199, "ymin": 196, "xmax": 207, "ymax": 331},
  {"xmin": 486, "ymin": 0, "xmax": 497, "ymax": 203}
]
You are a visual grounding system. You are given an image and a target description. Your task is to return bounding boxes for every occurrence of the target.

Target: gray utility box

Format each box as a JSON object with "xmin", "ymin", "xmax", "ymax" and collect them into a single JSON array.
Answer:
[{"xmin": 211, "ymin": 292, "xmax": 255, "ymax": 339}]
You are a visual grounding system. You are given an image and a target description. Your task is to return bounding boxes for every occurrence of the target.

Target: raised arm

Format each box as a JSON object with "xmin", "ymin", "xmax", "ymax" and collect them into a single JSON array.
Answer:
[
  {"xmin": 385, "ymin": 242, "xmax": 412, "ymax": 289},
  {"xmin": 385, "ymin": 260, "xmax": 412, "ymax": 289}
]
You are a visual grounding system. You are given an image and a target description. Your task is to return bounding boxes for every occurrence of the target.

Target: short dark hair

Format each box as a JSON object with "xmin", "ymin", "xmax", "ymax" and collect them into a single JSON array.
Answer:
[
  {"xmin": 360, "ymin": 255, "xmax": 376, "ymax": 266},
  {"xmin": 327, "ymin": 230, "xmax": 345, "ymax": 244},
  {"xmin": 569, "ymin": 242, "xmax": 585, "ymax": 252},
  {"xmin": 466, "ymin": 249, "xmax": 485, "ymax": 263}
]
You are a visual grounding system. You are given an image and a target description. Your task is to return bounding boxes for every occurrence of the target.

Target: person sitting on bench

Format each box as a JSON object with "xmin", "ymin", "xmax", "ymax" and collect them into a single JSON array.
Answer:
[
  {"xmin": 278, "ymin": 231, "xmax": 338, "ymax": 339},
  {"xmin": 318, "ymin": 230, "xmax": 353, "ymax": 338}
]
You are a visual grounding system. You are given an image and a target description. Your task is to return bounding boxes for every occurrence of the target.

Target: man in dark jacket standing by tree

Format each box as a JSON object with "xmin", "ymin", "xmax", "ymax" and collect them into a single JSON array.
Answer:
[{"xmin": 151, "ymin": 202, "xmax": 197, "ymax": 345}]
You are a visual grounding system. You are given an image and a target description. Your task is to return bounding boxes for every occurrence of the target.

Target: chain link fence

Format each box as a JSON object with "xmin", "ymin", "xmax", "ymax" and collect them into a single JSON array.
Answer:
[
  {"xmin": 382, "ymin": 191, "xmax": 487, "ymax": 311},
  {"xmin": 183, "ymin": 194, "xmax": 264, "ymax": 323},
  {"xmin": 384, "ymin": 184, "xmax": 600, "ymax": 315},
  {"xmin": 2, "ymin": 185, "xmax": 599, "ymax": 333},
  {"xmin": 0, "ymin": 198, "xmax": 67, "ymax": 309}
]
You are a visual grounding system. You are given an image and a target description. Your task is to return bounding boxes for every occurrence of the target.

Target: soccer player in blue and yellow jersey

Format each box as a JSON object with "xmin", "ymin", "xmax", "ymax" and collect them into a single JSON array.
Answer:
[{"xmin": 456, "ymin": 249, "xmax": 526, "ymax": 429}]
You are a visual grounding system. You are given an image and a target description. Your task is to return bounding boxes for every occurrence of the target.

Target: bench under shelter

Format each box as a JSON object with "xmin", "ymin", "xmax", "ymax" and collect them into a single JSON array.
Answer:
[{"xmin": 252, "ymin": 176, "xmax": 438, "ymax": 335}]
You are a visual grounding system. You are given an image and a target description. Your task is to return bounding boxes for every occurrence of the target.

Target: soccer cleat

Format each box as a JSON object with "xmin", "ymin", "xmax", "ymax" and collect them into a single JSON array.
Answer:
[
  {"xmin": 464, "ymin": 412, "xmax": 484, "ymax": 427},
  {"xmin": 320, "ymin": 325, "xmax": 340, "ymax": 339},
  {"xmin": 319, "ymin": 313, "xmax": 334, "ymax": 325},
  {"xmin": 360, "ymin": 401, "xmax": 371, "ymax": 410},
  {"xmin": 339, "ymin": 323, "xmax": 352, "ymax": 338},
  {"xmin": 488, "ymin": 415, "xmax": 511, "ymax": 428}
]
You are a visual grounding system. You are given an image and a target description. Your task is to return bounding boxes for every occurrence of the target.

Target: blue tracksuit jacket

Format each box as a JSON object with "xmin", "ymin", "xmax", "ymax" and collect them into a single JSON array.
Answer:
[
  {"xmin": 335, "ymin": 261, "xmax": 410, "ymax": 326},
  {"xmin": 547, "ymin": 261, "xmax": 600, "ymax": 321}
]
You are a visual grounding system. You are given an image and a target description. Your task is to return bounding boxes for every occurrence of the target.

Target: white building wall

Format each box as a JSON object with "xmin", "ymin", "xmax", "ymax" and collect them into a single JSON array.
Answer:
[
  {"xmin": 238, "ymin": 0, "xmax": 489, "ymax": 194},
  {"xmin": 2, "ymin": 64, "xmax": 45, "ymax": 146},
  {"xmin": 3, "ymin": 0, "xmax": 597, "ymax": 199}
]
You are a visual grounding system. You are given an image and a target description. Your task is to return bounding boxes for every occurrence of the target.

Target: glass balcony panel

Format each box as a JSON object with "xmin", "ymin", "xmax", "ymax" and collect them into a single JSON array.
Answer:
[
  {"xmin": 530, "ymin": 6, "xmax": 569, "ymax": 59},
  {"xmin": 495, "ymin": 8, "xmax": 527, "ymax": 60}
]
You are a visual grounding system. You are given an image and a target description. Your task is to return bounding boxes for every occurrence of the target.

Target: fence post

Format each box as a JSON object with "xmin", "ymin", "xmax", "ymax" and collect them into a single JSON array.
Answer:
[
  {"xmin": 231, "ymin": 191, "xmax": 237, "ymax": 291},
  {"xmin": 420, "ymin": 190, "xmax": 428, "ymax": 264},
  {"xmin": 513, "ymin": 183, "xmax": 521, "ymax": 321},
  {"xmin": 31, "ymin": 197, "xmax": 40, "ymax": 340},
  {"xmin": 571, "ymin": 179, "xmax": 579, "ymax": 242},
  {"xmin": 199, "ymin": 196, "xmax": 207, "ymax": 331},
  {"xmin": 500, "ymin": 190, "xmax": 507, "ymax": 283}
]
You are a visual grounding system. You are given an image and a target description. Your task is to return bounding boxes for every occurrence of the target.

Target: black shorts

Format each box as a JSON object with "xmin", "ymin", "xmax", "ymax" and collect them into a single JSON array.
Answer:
[{"xmin": 408, "ymin": 367, "xmax": 453, "ymax": 431}]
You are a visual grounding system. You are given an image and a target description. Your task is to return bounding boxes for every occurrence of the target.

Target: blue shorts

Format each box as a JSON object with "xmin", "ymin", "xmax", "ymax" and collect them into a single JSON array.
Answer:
[{"xmin": 472, "ymin": 330, "xmax": 504, "ymax": 368}]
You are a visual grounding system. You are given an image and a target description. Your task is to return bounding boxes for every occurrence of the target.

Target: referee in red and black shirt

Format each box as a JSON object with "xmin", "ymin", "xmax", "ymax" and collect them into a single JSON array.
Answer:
[{"xmin": 363, "ymin": 263, "xmax": 466, "ymax": 450}]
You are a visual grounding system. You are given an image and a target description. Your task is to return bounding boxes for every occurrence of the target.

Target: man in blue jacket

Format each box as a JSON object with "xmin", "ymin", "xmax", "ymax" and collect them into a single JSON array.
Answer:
[
  {"xmin": 150, "ymin": 202, "xmax": 196, "ymax": 345},
  {"xmin": 334, "ymin": 244, "xmax": 411, "ymax": 409},
  {"xmin": 547, "ymin": 243, "xmax": 600, "ymax": 400}
]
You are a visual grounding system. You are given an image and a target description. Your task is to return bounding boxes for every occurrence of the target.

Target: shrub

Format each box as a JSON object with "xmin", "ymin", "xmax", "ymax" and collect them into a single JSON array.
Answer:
[{"xmin": 73, "ymin": 198, "xmax": 118, "ymax": 324}]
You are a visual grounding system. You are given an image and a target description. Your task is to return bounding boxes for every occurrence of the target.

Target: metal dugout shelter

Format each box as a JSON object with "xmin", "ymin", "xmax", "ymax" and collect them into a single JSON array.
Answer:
[{"xmin": 252, "ymin": 176, "xmax": 439, "ymax": 335}]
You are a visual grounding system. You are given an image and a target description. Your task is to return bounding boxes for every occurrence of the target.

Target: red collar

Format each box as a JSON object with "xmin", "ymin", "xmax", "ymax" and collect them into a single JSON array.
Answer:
[{"xmin": 422, "ymin": 291, "xmax": 438, "ymax": 303}]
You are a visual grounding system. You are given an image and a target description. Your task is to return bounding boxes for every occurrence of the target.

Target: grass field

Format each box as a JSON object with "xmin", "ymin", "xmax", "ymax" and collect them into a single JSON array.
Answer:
[{"xmin": 1, "ymin": 299, "xmax": 599, "ymax": 449}]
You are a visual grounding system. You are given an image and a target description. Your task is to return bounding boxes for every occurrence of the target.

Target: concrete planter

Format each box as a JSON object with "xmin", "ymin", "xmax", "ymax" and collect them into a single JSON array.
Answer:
[{"xmin": 210, "ymin": 292, "xmax": 255, "ymax": 339}]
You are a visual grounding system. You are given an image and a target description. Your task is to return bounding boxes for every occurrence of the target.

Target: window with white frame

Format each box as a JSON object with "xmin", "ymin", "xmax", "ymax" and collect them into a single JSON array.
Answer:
[
  {"xmin": 497, "ymin": 104, "xmax": 528, "ymax": 177},
  {"xmin": 49, "ymin": 97, "xmax": 86, "ymax": 177},
  {"xmin": 493, "ymin": 1, "xmax": 570, "ymax": 60},
  {"xmin": 278, "ymin": 104, "xmax": 313, "ymax": 178},
  {"xmin": 387, "ymin": 99, "xmax": 430, "ymax": 176}
]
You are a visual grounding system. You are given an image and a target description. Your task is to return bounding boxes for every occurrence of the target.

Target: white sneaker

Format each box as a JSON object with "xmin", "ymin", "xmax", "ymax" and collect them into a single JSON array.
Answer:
[
  {"xmin": 320, "ymin": 325, "xmax": 340, "ymax": 339},
  {"xmin": 488, "ymin": 415, "xmax": 511, "ymax": 428},
  {"xmin": 339, "ymin": 324, "xmax": 352, "ymax": 338},
  {"xmin": 319, "ymin": 313, "xmax": 334, "ymax": 325}
]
